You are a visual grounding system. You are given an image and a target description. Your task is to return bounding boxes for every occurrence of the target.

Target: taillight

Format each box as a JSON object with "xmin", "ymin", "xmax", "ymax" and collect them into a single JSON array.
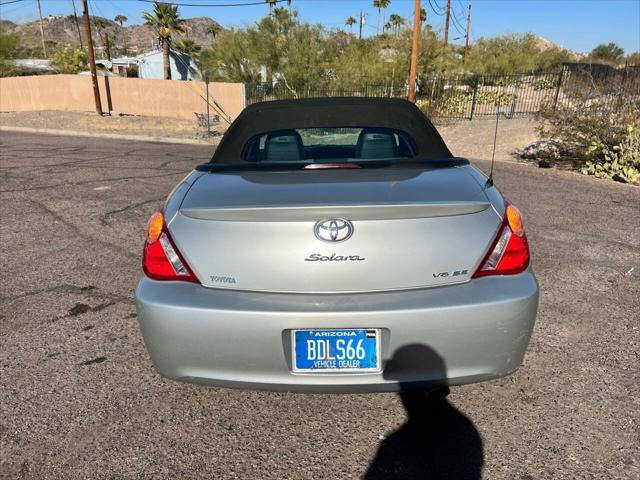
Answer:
[
  {"xmin": 473, "ymin": 202, "xmax": 530, "ymax": 277},
  {"xmin": 142, "ymin": 210, "xmax": 200, "ymax": 283}
]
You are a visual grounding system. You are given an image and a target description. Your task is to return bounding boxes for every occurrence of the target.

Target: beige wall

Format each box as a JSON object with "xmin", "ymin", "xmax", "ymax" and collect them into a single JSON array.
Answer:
[{"xmin": 0, "ymin": 74, "xmax": 245, "ymax": 121}]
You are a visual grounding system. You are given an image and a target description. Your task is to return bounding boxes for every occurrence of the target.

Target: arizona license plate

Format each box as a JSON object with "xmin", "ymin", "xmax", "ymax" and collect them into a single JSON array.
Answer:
[{"xmin": 291, "ymin": 329, "xmax": 381, "ymax": 373}]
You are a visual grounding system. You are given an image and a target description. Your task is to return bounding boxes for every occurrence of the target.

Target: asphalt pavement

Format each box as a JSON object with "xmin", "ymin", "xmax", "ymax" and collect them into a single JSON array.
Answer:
[{"xmin": 1, "ymin": 131, "xmax": 638, "ymax": 479}]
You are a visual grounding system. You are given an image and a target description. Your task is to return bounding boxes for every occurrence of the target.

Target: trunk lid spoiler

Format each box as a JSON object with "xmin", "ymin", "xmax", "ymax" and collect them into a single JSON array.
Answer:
[{"xmin": 180, "ymin": 202, "xmax": 491, "ymax": 222}]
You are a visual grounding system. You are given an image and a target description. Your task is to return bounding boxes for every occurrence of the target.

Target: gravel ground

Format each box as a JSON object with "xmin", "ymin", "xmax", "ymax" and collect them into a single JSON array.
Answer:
[{"xmin": 0, "ymin": 131, "xmax": 638, "ymax": 480}]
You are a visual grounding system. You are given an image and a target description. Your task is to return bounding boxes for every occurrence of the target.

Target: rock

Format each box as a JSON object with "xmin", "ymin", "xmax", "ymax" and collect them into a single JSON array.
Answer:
[
  {"xmin": 517, "ymin": 140, "xmax": 564, "ymax": 167},
  {"xmin": 538, "ymin": 158, "xmax": 553, "ymax": 168}
]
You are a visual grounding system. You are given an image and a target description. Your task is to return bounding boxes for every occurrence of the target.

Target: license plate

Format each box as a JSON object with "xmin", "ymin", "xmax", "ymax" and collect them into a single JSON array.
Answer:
[{"xmin": 291, "ymin": 329, "xmax": 380, "ymax": 373}]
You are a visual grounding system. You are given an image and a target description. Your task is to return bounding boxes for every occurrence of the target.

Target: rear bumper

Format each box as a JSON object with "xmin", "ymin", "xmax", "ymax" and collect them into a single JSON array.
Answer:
[{"xmin": 135, "ymin": 272, "xmax": 539, "ymax": 393}]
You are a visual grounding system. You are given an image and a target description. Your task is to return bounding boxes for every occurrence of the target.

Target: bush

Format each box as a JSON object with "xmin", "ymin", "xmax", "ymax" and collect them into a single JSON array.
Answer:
[
  {"xmin": 536, "ymin": 68, "xmax": 640, "ymax": 182},
  {"xmin": 417, "ymin": 92, "xmax": 470, "ymax": 116},
  {"xmin": 49, "ymin": 48, "xmax": 88, "ymax": 74},
  {"xmin": 534, "ymin": 76, "xmax": 555, "ymax": 90},
  {"xmin": 583, "ymin": 125, "xmax": 639, "ymax": 184},
  {"xmin": 465, "ymin": 33, "xmax": 573, "ymax": 75},
  {"xmin": 476, "ymin": 90, "xmax": 513, "ymax": 107}
]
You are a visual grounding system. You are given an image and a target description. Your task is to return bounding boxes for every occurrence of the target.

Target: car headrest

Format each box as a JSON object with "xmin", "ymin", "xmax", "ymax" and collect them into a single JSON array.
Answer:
[
  {"xmin": 264, "ymin": 130, "xmax": 304, "ymax": 162},
  {"xmin": 356, "ymin": 128, "xmax": 398, "ymax": 159}
]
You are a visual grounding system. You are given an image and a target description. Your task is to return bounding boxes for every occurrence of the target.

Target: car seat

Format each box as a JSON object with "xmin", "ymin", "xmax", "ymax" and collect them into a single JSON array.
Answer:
[
  {"xmin": 264, "ymin": 130, "xmax": 305, "ymax": 161},
  {"xmin": 355, "ymin": 128, "xmax": 398, "ymax": 159}
]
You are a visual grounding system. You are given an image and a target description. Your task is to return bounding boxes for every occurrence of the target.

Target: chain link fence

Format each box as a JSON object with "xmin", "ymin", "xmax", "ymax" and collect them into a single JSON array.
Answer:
[{"xmin": 245, "ymin": 64, "xmax": 640, "ymax": 120}]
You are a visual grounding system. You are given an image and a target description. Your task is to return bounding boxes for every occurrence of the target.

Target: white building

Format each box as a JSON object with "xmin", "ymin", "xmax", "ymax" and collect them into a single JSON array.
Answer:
[{"xmin": 136, "ymin": 49, "xmax": 200, "ymax": 81}]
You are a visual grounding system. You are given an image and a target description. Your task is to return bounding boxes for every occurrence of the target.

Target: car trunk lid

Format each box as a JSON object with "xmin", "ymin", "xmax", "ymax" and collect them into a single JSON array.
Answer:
[{"xmin": 169, "ymin": 167, "xmax": 502, "ymax": 293}]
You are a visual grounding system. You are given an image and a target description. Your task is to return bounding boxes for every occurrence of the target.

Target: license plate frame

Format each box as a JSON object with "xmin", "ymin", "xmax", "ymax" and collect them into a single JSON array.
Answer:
[{"xmin": 291, "ymin": 328, "xmax": 381, "ymax": 373}]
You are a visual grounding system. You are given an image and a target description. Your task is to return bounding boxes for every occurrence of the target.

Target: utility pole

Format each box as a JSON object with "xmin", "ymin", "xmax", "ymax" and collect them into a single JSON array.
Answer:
[
  {"xmin": 359, "ymin": 11, "xmax": 366, "ymax": 40},
  {"xmin": 407, "ymin": 0, "xmax": 421, "ymax": 103},
  {"xmin": 464, "ymin": 4, "xmax": 471, "ymax": 62},
  {"xmin": 82, "ymin": 0, "xmax": 103, "ymax": 115},
  {"xmin": 443, "ymin": 0, "xmax": 451, "ymax": 48},
  {"xmin": 71, "ymin": 0, "xmax": 84, "ymax": 49},
  {"xmin": 36, "ymin": 0, "xmax": 47, "ymax": 57},
  {"xmin": 104, "ymin": 32, "xmax": 112, "ymax": 61}
]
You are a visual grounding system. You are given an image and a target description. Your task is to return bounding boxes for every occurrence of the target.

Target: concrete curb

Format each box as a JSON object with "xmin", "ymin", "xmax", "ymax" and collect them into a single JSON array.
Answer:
[{"xmin": 0, "ymin": 126, "xmax": 214, "ymax": 146}]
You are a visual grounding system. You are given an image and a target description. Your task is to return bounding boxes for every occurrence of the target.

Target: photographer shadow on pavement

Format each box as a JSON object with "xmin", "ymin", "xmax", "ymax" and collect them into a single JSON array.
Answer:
[{"xmin": 364, "ymin": 344, "xmax": 484, "ymax": 480}]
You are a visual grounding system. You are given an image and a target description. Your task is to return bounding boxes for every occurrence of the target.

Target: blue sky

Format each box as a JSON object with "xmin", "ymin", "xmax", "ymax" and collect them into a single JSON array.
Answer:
[{"xmin": 2, "ymin": 0, "xmax": 639, "ymax": 54}]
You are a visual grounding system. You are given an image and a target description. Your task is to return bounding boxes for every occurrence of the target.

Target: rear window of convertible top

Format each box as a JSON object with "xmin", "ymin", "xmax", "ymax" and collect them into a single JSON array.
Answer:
[{"xmin": 243, "ymin": 127, "xmax": 416, "ymax": 163}]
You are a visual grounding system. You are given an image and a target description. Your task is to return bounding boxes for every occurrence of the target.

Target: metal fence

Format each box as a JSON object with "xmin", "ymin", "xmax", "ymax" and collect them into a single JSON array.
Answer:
[{"xmin": 245, "ymin": 64, "xmax": 640, "ymax": 120}]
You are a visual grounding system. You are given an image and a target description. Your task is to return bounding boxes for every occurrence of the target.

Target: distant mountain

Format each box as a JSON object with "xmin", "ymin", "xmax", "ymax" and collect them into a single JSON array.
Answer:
[
  {"xmin": 532, "ymin": 35, "xmax": 557, "ymax": 51},
  {"xmin": 3, "ymin": 16, "xmax": 221, "ymax": 57},
  {"xmin": 532, "ymin": 35, "xmax": 583, "ymax": 59},
  {"xmin": 0, "ymin": 19, "xmax": 18, "ymax": 32}
]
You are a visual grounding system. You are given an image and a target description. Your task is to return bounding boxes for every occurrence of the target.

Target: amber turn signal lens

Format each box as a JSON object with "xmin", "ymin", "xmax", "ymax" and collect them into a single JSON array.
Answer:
[
  {"xmin": 147, "ymin": 211, "xmax": 164, "ymax": 243},
  {"xmin": 506, "ymin": 204, "xmax": 525, "ymax": 237}
]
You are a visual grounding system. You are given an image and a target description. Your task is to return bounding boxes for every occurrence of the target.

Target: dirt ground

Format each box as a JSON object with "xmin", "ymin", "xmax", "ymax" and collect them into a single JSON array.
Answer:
[
  {"xmin": 0, "ymin": 110, "xmax": 225, "ymax": 142},
  {"xmin": 438, "ymin": 117, "xmax": 540, "ymax": 161},
  {"xmin": 1, "ymin": 131, "xmax": 638, "ymax": 479},
  {"xmin": 0, "ymin": 110, "xmax": 539, "ymax": 159}
]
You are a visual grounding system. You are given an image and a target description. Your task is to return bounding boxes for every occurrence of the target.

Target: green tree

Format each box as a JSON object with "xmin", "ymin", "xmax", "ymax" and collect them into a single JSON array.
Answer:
[
  {"xmin": 627, "ymin": 51, "xmax": 640, "ymax": 66},
  {"xmin": 174, "ymin": 38, "xmax": 201, "ymax": 59},
  {"xmin": 200, "ymin": 29, "xmax": 260, "ymax": 83},
  {"xmin": 0, "ymin": 32, "xmax": 19, "ymax": 59},
  {"xmin": 0, "ymin": 32, "xmax": 19, "ymax": 77},
  {"xmin": 114, "ymin": 14, "xmax": 127, "ymax": 27},
  {"xmin": 142, "ymin": 1, "xmax": 185, "ymax": 80},
  {"xmin": 206, "ymin": 23, "xmax": 222, "ymax": 40},
  {"xmin": 94, "ymin": 18, "xmax": 106, "ymax": 32},
  {"xmin": 345, "ymin": 16, "xmax": 357, "ymax": 34},
  {"xmin": 201, "ymin": 8, "xmax": 332, "ymax": 91},
  {"xmin": 466, "ymin": 33, "xmax": 571, "ymax": 75},
  {"xmin": 589, "ymin": 42, "xmax": 625, "ymax": 64},
  {"xmin": 50, "ymin": 47, "xmax": 88, "ymax": 73}
]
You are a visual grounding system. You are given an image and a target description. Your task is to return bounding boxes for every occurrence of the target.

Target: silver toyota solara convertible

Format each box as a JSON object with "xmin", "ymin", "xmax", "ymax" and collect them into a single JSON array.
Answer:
[{"xmin": 136, "ymin": 97, "xmax": 539, "ymax": 393}]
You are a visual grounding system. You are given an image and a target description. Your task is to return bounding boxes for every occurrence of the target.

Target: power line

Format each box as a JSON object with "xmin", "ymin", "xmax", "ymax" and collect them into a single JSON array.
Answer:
[
  {"xmin": 427, "ymin": 0, "xmax": 444, "ymax": 16},
  {"xmin": 0, "ymin": 0, "xmax": 28, "ymax": 5},
  {"xmin": 104, "ymin": 0, "xmax": 135, "ymax": 17},
  {"xmin": 431, "ymin": 0, "xmax": 446, "ymax": 15},
  {"xmin": 451, "ymin": 8, "xmax": 465, "ymax": 29},
  {"xmin": 451, "ymin": 9, "xmax": 466, "ymax": 36},
  {"xmin": 89, "ymin": 0, "xmax": 107, "ymax": 20},
  {"xmin": 0, "ymin": 0, "xmax": 32, "ymax": 15},
  {"xmin": 134, "ymin": 0, "xmax": 288, "ymax": 7}
]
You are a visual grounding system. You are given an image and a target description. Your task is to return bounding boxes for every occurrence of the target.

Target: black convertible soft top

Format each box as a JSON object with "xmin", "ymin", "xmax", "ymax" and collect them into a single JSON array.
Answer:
[{"xmin": 209, "ymin": 97, "xmax": 453, "ymax": 163}]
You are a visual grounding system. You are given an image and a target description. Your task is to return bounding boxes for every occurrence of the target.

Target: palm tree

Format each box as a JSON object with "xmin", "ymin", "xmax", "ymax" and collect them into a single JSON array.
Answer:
[
  {"xmin": 345, "ymin": 16, "xmax": 357, "ymax": 34},
  {"xmin": 142, "ymin": 1, "xmax": 185, "ymax": 80},
  {"xmin": 94, "ymin": 18, "xmax": 106, "ymax": 31},
  {"xmin": 93, "ymin": 19, "xmax": 113, "ymax": 60},
  {"xmin": 206, "ymin": 23, "xmax": 221, "ymax": 40},
  {"xmin": 373, "ymin": 0, "xmax": 390, "ymax": 34},
  {"xmin": 114, "ymin": 14, "xmax": 127, "ymax": 27},
  {"xmin": 174, "ymin": 39, "xmax": 201, "ymax": 60},
  {"xmin": 388, "ymin": 13, "xmax": 404, "ymax": 37}
]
